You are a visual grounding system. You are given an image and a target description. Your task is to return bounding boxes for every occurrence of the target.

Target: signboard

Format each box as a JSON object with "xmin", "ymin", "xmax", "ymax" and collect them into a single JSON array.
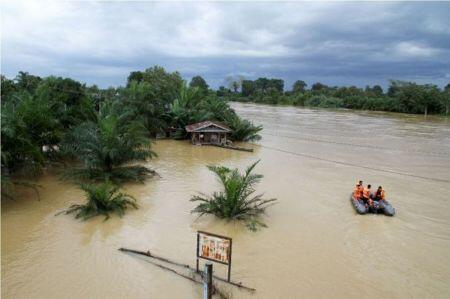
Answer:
[
  {"xmin": 196, "ymin": 231, "xmax": 232, "ymax": 281},
  {"xmin": 198, "ymin": 232, "xmax": 231, "ymax": 264}
]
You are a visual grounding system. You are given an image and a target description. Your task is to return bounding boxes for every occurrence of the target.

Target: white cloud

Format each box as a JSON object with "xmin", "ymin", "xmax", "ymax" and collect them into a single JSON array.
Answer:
[{"xmin": 394, "ymin": 41, "xmax": 440, "ymax": 58}]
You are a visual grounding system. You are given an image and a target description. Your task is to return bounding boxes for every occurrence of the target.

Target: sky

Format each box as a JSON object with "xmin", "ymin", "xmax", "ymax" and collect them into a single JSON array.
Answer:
[{"xmin": 2, "ymin": 1, "xmax": 450, "ymax": 90}]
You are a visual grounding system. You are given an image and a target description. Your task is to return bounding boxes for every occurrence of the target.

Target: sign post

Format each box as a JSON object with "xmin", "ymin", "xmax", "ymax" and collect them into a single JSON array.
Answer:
[
  {"xmin": 203, "ymin": 263, "xmax": 213, "ymax": 299},
  {"xmin": 196, "ymin": 231, "xmax": 233, "ymax": 282}
]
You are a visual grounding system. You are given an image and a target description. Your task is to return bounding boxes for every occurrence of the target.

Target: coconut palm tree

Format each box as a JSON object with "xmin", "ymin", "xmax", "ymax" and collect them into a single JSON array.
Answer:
[
  {"xmin": 62, "ymin": 101, "xmax": 156, "ymax": 183},
  {"xmin": 64, "ymin": 181, "xmax": 137, "ymax": 220},
  {"xmin": 191, "ymin": 160, "xmax": 276, "ymax": 231}
]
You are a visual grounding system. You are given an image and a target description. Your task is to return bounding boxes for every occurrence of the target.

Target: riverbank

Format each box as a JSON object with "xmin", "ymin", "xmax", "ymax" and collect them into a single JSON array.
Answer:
[
  {"xmin": 3, "ymin": 103, "xmax": 450, "ymax": 298},
  {"xmin": 228, "ymin": 100, "xmax": 450, "ymax": 122},
  {"xmin": 225, "ymin": 89, "xmax": 450, "ymax": 117}
]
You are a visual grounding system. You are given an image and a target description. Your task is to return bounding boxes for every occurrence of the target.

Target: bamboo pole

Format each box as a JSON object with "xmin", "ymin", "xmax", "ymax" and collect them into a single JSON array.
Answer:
[
  {"xmin": 118, "ymin": 247, "xmax": 256, "ymax": 292},
  {"xmin": 211, "ymin": 144, "xmax": 254, "ymax": 152}
]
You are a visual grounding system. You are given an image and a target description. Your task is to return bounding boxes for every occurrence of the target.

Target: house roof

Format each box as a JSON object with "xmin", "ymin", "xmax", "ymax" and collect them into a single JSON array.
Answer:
[{"xmin": 185, "ymin": 121, "xmax": 231, "ymax": 133}]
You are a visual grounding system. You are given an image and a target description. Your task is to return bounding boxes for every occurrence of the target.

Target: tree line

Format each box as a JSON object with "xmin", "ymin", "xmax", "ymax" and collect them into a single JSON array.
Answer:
[
  {"xmin": 217, "ymin": 77, "xmax": 450, "ymax": 116},
  {"xmin": 1, "ymin": 67, "xmax": 262, "ymax": 203},
  {"xmin": 1, "ymin": 67, "xmax": 274, "ymax": 228}
]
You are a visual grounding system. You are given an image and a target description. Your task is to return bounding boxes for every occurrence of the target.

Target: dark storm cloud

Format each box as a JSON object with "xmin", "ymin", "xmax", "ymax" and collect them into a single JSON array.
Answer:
[{"xmin": 2, "ymin": 1, "xmax": 450, "ymax": 89}]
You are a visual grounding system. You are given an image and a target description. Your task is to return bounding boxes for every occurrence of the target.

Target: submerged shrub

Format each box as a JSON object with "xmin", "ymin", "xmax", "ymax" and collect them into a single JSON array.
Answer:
[
  {"xmin": 64, "ymin": 182, "xmax": 138, "ymax": 220},
  {"xmin": 191, "ymin": 160, "xmax": 276, "ymax": 231}
]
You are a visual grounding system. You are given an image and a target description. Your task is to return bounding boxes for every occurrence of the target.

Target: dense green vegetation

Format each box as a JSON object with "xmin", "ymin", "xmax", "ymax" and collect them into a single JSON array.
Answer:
[
  {"xmin": 191, "ymin": 160, "xmax": 276, "ymax": 231},
  {"xmin": 63, "ymin": 182, "xmax": 138, "ymax": 220},
  {"xmin": 218, "ymin": 78, "xmax": 450, "ymax": 116},
  {"xmin": 1, "ymin": 67, "xmax": 261, "ymax": 217},
  {"xmin": 62, "ymin": 102, "xmax": 157, "ymax": 183}
]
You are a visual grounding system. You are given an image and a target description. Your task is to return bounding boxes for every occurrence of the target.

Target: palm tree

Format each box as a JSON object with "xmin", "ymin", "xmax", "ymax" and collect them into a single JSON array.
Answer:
[
  {"xmin": 168, "ymin": 84, "xmax": 262, "ymax": 142},
  {"xmin": 225, "ymin": 114, "xmax": 262, "ymax": 142},
  {"xmin": 1, "ymin": 98, "xmax": 46, "ymax": 175},
  {"xmin": 63, "ymin": 101, "xmax": 157, "ymax": 183},
  {"xmin": 191, "ymin": 160, "xmax": 276, "ymax": 231},
  {"xmin": 168, "ymin": 84, "xmax": 212, "ymax": 138},
  {"xmin": 1, "ymin": 92, "xmax": 60, "ymax": 200},
  {"xmin": 121, "ymin": 81, "xmax": 167, "ymax": 135},
  {"xmin": 63, "ymin": 181, "xmax": 137, "ymax": 220}
]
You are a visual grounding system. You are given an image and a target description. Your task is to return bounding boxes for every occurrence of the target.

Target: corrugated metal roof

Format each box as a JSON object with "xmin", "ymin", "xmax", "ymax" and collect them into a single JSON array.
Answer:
[{"xmin": 185, "ymin": 121, "xmax": 231, "ymax": 133}]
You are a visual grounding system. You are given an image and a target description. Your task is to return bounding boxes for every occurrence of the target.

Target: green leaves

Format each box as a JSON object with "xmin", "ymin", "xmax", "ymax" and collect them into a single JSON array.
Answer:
[
  {"xmin": 191, "ymin": 160, "xmax": 276, "ymax": 231},
  {"xmin": 232, "ymin": 79, "xmax": 450, "ymax": 115},
  {"xmin": 64, "ymin": 181, "xmax": 138, "ymax": 220},
  {"xmin": 62, "ymin": 101, "xmax": 156, "ymax": 183},
  {"xmin": 225, "ymin": 115, "xmax": 262, "ymax": 142},
  {"xmin": 167, "ymin": 83, "xmax": 262, "ymax": 142},
  {"xmin": 390, "ymin": 81, "xmax": 444, "ymax": 115},
  {"xmin": 1, "ymin": 67, "xmax": 262, "ymax": 207},
  {"xmin": 1, "ymin": 93, "xmax": 53, "ymax": 175}
]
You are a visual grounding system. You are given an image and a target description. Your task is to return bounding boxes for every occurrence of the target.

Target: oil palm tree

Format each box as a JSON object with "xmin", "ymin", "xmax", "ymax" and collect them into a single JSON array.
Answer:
[
  {"xmin": 225, "ymin": 114, "xmax": 262, "ymax": 142},
  {"xmin": 1, "ymin": 92, "xmax": 61, "ymax": 200},
  {"xmin": 168, "ymin": 84, "xmax": 212, "ymax": 138},
  {"xmin": 1, "ymin": 97, "xmax": 46, "ymax": 175},
  {"xmin": 63, "ymin": 101, "xmax": 156, "ymax": 183},
  {"xmin": 191, "ymin": 160, "xmax": 276, "ymax": 231},
  {"xmin": 64, "ymin": 181, "xmax": 137, "ymax": 220}
]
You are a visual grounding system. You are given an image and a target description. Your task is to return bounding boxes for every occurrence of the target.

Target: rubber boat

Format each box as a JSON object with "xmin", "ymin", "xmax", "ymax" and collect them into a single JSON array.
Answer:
[{"xmin": 350, "ymin": 194, "xmax": 395, "ymax": 216}]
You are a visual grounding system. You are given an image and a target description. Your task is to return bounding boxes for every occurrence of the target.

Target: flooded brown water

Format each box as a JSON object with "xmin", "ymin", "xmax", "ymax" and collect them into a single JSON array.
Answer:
[{"xmin": 2, "ymin": 102, "xmax": 450, "ymax": 298}]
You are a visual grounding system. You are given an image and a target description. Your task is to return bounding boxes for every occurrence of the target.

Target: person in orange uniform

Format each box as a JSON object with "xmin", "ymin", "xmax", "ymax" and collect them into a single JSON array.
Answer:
[
  {"xmin": 358, "ymin": 180, "xmax": 364, "ymax": 199},
  {"xmin": 374, "ymin": 186, "xmax": 386, "ymax": 202},
  {"xmin": 363, "ymin": 184, "xmax": 372, "ymax": 206},
  {"xmin": 353, "ymin": 184, "xmax": 361, "ymax": 201}
]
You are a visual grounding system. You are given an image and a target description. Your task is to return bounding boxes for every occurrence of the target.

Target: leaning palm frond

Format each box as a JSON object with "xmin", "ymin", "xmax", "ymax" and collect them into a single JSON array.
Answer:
[
  {"xmin": 191, "ymin": 160, "xmax": 276, "ymax": 231},
  {"xmin": 63, "ymin": 181, "xmax": 138, "ymax": 220}
]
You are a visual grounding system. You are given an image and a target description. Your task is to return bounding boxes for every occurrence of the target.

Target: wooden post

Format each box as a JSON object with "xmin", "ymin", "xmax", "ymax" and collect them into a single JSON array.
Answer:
[
  {"xmin": 196, "ymin": 233, "xmax": 200, "ymax": 272},
  {"xmin": 227, "ymin": 238, "xmax": 232, "ymax": 282},
  {"xmin": 203, "ymin": 263, "xmax": 213, "ymax": 299}
]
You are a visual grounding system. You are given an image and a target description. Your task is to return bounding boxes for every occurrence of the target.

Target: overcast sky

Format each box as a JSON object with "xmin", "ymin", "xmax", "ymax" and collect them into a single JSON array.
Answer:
[{"xmin": 2, "ymin": 1, "xmax": 450, "ymax": 89}]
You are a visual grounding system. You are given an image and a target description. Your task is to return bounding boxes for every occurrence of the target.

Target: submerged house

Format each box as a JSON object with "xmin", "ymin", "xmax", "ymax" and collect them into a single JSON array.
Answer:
[{"xmin": 185, "ymin": 121, "xmax": 232, "ymax": 145}]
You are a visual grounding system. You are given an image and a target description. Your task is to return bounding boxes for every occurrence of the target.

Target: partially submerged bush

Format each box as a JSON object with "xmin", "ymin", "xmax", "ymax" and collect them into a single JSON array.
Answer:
[
  {"xmin": 64, "ymin": 182, "xmax": 138, "ymax": 220},
  {"xmin": 191, "ymin": 160, "xmax": 276, "ymax": 231}
]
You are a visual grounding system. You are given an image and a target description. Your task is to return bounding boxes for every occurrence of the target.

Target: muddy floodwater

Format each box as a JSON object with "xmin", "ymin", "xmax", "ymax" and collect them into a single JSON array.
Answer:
[{"xmin": 2, "ymin": 103, "xmax": 450, "ymax": 298}]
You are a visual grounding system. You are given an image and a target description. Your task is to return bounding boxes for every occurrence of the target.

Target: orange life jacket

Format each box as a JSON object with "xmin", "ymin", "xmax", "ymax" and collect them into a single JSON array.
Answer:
[
  {"xmin": 363, "ymin": 188, "xmax": 371, "ymax": 199},
  {"xmin": 353, "ymin": 186, "xmax": 360, "ymax": 198},
  {"xmin": 358, "ymin": 185, "xmax": 364, "ymax": 197}
]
